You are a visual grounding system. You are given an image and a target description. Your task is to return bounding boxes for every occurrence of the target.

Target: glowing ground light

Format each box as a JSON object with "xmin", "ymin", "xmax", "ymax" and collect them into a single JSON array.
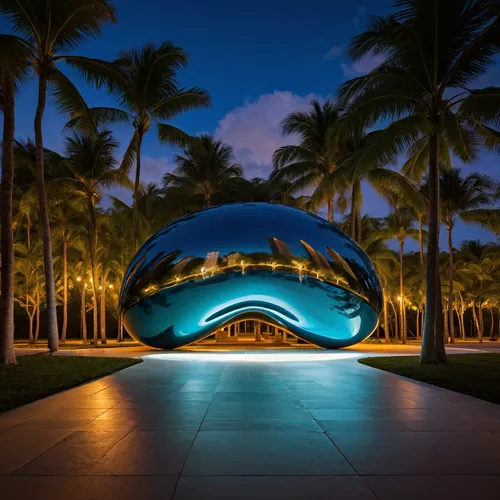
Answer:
[{"xmin": 145, "ymin": 351, "xmax": 362, "ymax": 363}]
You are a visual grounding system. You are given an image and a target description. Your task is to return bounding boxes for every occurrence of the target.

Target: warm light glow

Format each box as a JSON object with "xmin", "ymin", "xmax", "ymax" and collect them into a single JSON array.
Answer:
[
  {"xmin": 99, "ymin": 285, "xmax": 103, "ymax": 290},
  {"xmin": 145, "ymin": 351, "xmax": 361, "ymax": 363},
  {"xmin": 397, "ymin": 296, "xmax": 402, "ymax": 302},
  {"xmin": 76, "ymin": 276, "xmax": 82, "ymax": 282},
  {"xmin": 108, "ymin": 284, "xmax": 114, "ymax": 289}
]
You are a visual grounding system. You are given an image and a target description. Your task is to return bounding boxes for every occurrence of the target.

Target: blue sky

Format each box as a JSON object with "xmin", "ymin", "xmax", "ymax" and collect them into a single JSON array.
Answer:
[{"xmin": 2, "ymin": 0, "xmax": 499, "ymax": 250}]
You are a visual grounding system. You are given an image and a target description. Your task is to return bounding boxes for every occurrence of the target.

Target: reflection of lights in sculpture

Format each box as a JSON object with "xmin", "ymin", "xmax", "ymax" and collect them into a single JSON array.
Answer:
[{"xmin": 119, "ymin": 202, "xmax": 382, "ymax": 349}]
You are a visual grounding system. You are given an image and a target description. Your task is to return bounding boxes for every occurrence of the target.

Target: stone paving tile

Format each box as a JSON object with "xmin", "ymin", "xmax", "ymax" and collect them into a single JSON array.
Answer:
[
  {"xmin": 205, "ymin": 400, "xmax": 311, "ymax": 420},
  {"xmin": 182, "ymin": 430, "xmax": 355, "ymax": 476},
  {"xmin": 173, "ymin": 476, "xmax": 377, "ymax": 500},
  {"xmin": 200, "ymin": 417, "xmax": 323, "ymax": 432},
  {"xmin": 91, "ymin": 430, "xmax": 197, "ymax": 475},
  {"xmin": 0, "ymin": 429, "xmax": 72, "ymax": 474},
  {"xmin": 330, "ymin": 430, "xmax": 500, "ymax": 475},
  {"xmin": 0, "ymin": 475, "xmax": 178, "ymax": 500},
  {"xmin": 364, "ymin": 475, "xmax": 500, "ymax": 500},
  {"xmin": 14, "ymin": 431, "xmax": 130, "ymax": 475}
]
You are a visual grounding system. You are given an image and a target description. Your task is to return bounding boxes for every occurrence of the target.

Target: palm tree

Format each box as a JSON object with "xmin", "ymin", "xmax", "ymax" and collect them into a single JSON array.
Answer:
[
  {"xmin": 0, "ymin": 34, "xmax": 30, "ymax": 364},
  {"xmin": 455, "ymin": 241, "xmax": 500, "ymax": 341},
  {"xmin": 50, "ymin": 199, "xmax": 86, "ymax": 342},
  {"xmin": 339, "ymin": 0, "xmax": 500, "ymax": 362},
  {"xmin": 437, "ymin": 168, "xmax": 496, "ymax": 342},
  {"xmin": 360, "ymin": 217, "xmax": 398, "ymax": 342},
  {"xmin": 272, "ymin": 100, "xmax": 345, "ymax": 222},
  {"xmin": 66, "ymin": 42, "xmax": 211, "ymax": 246},
  {"xmin": 13, "ymin": 241, "xmax": 43, "ymax": 342},
  {"xmin": 0, "ymin": 0, "xmax": 117, "ymax": 353},
  {"xmin": 164, "ymin": 135, "xmax": 243, "ymax": 207},
  {"xmin": 53, "ymin": 130, "xmax": 131, "ymax": 344},
  {"xmin": 365, "ymin": 207, "xmax": 421, "ymax": 343}
]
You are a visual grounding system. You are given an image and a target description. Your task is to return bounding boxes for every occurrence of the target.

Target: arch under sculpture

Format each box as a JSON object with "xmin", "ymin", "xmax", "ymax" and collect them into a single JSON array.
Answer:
[{"xmin": 119, "ymin": 203, "xmax": 382, "ymax": 349}]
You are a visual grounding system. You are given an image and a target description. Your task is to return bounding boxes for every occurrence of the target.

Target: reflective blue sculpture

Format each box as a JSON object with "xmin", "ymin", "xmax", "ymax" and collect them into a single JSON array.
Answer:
[{"xmin": 119, "ymin": 203, "xmax": 382, "ymax": 349}]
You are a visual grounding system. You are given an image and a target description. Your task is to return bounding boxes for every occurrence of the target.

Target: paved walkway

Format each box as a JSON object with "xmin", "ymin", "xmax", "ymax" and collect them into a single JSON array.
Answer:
[{"xmin": 1, "ymin": 349, "xmax": 500, "ymax": 499}]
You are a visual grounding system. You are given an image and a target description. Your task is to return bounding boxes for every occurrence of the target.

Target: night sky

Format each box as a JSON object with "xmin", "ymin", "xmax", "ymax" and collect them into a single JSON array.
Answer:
[{"xmin": 1, "ymin": 0, "xmax": 499, "ymax": 250}]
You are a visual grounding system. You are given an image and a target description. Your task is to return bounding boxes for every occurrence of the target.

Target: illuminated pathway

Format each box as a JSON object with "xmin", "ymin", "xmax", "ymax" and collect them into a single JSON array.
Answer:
[{"xmin": 1, "ymin": 348, "xmax": 500, "ymax": 499}]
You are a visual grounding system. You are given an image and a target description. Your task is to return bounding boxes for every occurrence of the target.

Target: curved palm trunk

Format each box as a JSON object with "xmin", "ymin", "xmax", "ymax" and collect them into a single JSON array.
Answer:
[
  {"xmin": 447, "ymin": 225, "xmax": 455, "ymax": 343},
  {"xmin": 0, "ymin": 76, "xmax": 16, "ymax": 364},
  {"xmin": 34, "ymin": 72, "xmax": 59, "ymax": 353},
  {"xmin": 399, "ymin": 239, "xmax": 406, "ymax": 344},
  {"xmin": 132, "ymin": 131, "xmax": 144, "ymax": 250},
  {"xmin": 421, "ymin": 132, "xmax": 440, "ymax": 363},
  {"xmin": 61, "ymin": 229, "xmax": 68, "ymax": 343}
]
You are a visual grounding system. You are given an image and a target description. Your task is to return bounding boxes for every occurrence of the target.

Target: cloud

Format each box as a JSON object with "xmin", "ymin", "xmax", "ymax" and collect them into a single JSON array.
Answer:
[
  {"xmin": 341, "ymin": 49, "xmax": 387, "ymax": 77},
  {"xmin": 324, "ymin": 44, "xmax": 342, "ymax": 60},
  {"xmin": 352, "ymin": 6, "xmax": 367, "ymax": 29},
  {"xmin": 215, "ymin": 91, "xmax": 320, "ymax": 179}
]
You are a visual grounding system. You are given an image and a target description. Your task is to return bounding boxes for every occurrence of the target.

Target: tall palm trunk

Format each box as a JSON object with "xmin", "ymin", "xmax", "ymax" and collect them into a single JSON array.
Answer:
[
  {"xmin": 28, "ymin": 308, "xmax": 34, "ymax": 343},
  {"xmin": 350, "ymin": 179, "xmax": 362, "ymax": 242},
  {"xmin": 34, "ymin": 285, "xmax": 40, "ymax": 341},
  {"xmin": 459, "ymin": 292, "xmax": 466, "ymax": 339},
  {"xmin": 81, "ymin": 281, "xmax": 87, "ymax": 343},
  {"xmin": 418, "ymin": 215, "xmax": 425, "ymax": 325},
  {"xmin": 489, "ymin": 308, "xmax": 494, "ymax": 340},
  {"xmin": 86, "ymin": 196, "xmax": 99, "ymax": 345},
  {"xmin": 399, "ymin": 238, "xmax": 406, "ymax": 344},
  {"xmin": 447, "ymin": 225, "xmax": 455, "ymax": 342},
  {"xmin": 478, "ymin": 306, "xmax": 484, "ymax": 343},
  {"xmin": 132, "ymin": 131, "xmax": 143, "ymax": 249},
  {"xmin": 27, "ymin": 295, "xmax": 34, "ymax": 342},
  {"xmin": 100, "ymin": 273, "xmax": 107, "ymax": 344},
  {"xmin": 34, "ymin": 71, "xmax": 59, "ymax": 353},
  {"xmin": 435, "ymin": 272, "xmax": 446, "ymax": 362},
  {"xmin": 416, "ymin": 307, "xmax": 421, "ymax": 339},
  {"xmin": 383, "ymin": 290, "xmax": 390, "ymax": 343},
  {"xmin": 0, "ymin": 76, "xmax": 16, "ymax": 364},
  {"xmin": 327, "ymin": 195, "xmax": 334, "ymax": 222},
  {"xmin": 61, "ymin": 229, "xmax": 68, "ymax": 342},
  {"xmin": 117, "ymin": 314, "xmax": 123, "ymax": 342},
  {"xmin": 421, "ymin": 131, "xmax": 440, "ymax": 363},
  {"xmin": 390, "ymin": 299, "xmax": 399, "ymax": 341}
]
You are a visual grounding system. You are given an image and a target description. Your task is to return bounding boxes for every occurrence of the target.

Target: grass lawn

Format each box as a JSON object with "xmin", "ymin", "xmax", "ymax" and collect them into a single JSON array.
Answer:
[
  {"xmin": 359, "ymin": 354, "xmax": 500, "ymax": 405},
  {"xmin": 0, "ymin": 355, "xmax": 142, "ymax": 412}
]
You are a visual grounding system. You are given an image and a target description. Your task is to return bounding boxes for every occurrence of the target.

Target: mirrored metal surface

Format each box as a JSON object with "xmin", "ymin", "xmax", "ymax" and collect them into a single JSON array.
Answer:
[{"xmin": 119, "ymin": 202, "xmax": 382, "ymax": 349}]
